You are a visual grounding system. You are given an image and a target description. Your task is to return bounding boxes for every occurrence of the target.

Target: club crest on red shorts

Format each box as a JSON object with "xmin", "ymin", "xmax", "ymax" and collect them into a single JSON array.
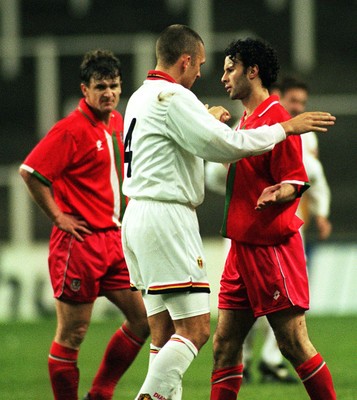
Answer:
[{"xmin": 70, "ymin": 279, "xmax": 81, "ymax": 292}]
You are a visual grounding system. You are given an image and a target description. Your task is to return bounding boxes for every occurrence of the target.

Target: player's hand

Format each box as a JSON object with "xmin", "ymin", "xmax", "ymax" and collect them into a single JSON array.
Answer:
[
  {"xmin": 207, "ymin": 105, "xmax": 231, "ymax": 123},
  {"xmin": 54, "ymin": 212, "xmax": 92, "ymax": 241},
  {"xmin": 315, "ymin": 215, "xmax": 332, "ymax": 240},
  {"xmin": 255, "ymin": 183, "xmax": 282, "ymax": 211},
  {"xmin": 281, "ymin": 112, "xmax": 336, "ymax": 136}
]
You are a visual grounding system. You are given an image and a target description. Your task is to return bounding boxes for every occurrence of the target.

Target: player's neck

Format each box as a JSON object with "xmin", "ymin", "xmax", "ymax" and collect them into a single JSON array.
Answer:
[
  {"xmin": 242, "ymin": 88, "xmax": 270, "ymax": 119},
  {"xmin": 93, "ymin": 108, "xmax": 111, "ymax": 126}
]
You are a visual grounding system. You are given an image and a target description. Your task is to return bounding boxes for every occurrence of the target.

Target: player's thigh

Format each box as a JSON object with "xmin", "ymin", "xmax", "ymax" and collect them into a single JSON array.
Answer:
[
  {"xmin": 148, "ymin": 310, "xmax": 175, "ymax": 347},
  {"xmin": 214, "ymin": 308, "xmax": 256, "ymax": 349},
  {"xmin": 164, "ymin": 291, "xmax": 210, "ymax": 320},
  {"xmin": 161, "ymin": 291, "xmax": 210, "ymax": 349},
  {"xmin": 142, "ymin": 287, "xmax": 210, "ymax": 322},
  {"xmin": 267, "ymin": 307, "xmax": 307, "ymax": 342},
  {"xmin": 143, "ymin": 291, "xmax": 211, "ymax": 348},
  {"xmin": 143, "ymin": 292, "xmax": 175, "ymax": 346},
  {"xmin": 104, "ymin": 288, "xmax": 147, "ymax": 322},
  {"xmin": 123, "ymin": 200, "xmax": 208, "ymax": 292}
]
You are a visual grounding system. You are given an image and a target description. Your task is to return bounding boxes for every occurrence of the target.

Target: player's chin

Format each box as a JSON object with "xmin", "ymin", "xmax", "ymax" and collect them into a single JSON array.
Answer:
[{"xmin": 101, "ymin": 104, "xmax": 115, "ymax": 112}]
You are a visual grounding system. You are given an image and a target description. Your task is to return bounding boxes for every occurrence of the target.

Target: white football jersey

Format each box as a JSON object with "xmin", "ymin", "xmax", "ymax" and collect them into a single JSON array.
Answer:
[
  {"xmin": 123, "ymin": 77, "xmax": 286, "ymax": 208},
  {"xmin": 301, "ymin": 132, "xmax": 331, "ymax": 217}
]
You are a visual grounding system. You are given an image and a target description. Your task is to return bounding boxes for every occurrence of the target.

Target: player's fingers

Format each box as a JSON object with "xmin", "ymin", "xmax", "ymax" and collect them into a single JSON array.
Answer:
[
  {"xmin": 220, "ymin": 112, "xmax": 231, "ymax": 123},
  {"xmin": 311, "ymin": 118, "xmax": 336, "ymax": 125},
  {"xmin": 312, "ymin": 127, "xmax": 328, "ymax": 132},
  {"xmin": 77, "ymin": 225, "xmax": 92, "ymax": 234},
  {"xmin": 311, "ymin": 112, "xmax": 335, "ymax": 118},
  {"xmin": 310, "ymin": 113, "xmax": 336, "ymax": 122},
  {"xmin": 72, "ymin": 230, "xmax": 85, "ymax": 242}
]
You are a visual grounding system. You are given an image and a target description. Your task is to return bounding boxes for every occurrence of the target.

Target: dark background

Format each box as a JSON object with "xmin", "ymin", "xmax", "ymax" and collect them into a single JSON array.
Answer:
[{"xmin": 0, "ymin": 0, "xmax": 356, "ymax": 242}]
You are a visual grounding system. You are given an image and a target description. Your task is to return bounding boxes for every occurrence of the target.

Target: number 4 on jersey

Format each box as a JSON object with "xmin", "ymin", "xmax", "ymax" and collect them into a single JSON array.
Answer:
[{"xmin": 124, "ymin": 118, "xmax": 136, "ymax": 178}]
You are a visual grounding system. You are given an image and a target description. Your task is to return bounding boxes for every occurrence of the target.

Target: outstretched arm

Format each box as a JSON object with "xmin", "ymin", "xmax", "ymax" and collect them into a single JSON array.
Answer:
[{"xmin": 19, "ymin": 168, "xmax": 92, "ymax": 241}]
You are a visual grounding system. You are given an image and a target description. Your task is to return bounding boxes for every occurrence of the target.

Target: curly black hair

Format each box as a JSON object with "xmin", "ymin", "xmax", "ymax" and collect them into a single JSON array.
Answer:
[
  {"xmin": 224, "ymin": 38, "xmax": 279, "ymax": 89},
  {"xmin": 80, "ymin": 49, "xmax": 122, "ymax": 86}
]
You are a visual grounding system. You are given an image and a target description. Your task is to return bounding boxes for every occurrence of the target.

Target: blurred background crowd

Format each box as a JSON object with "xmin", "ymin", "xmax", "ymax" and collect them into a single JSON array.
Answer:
[{"xmin": 0, "ymin": 0, "xmax": 356, "ymax": 320}]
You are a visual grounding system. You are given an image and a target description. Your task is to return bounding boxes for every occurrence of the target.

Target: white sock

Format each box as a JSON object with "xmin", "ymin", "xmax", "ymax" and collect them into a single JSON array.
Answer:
[
  {"xmin": 148, "ymin": 343, "xmax": 183, "ymax": 400},
  {"xmin": 243, "ymin": 322, "xmax": 257, "ymax": 367},
  {"xmin": 261, "ymin": 324, "xmax": 283, "ymax": 366},
  {"xmin": 136, "ymin": 334, "xmax": 197, "ymax": 400},
  {"xmin": 149, "ymin": 343, "xmax": 161, "ymax": 369}
]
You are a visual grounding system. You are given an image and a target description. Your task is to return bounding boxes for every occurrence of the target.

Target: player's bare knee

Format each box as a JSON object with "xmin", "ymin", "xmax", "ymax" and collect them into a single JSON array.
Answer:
[
  {"xmin": 125, "ymin": 318, "xmax": 150, "ymax": 340},
  {"xmin": 277, "ymin": 335, "xmax": 311, "ymax": 365},
  {"xmin": 213, "ymin": 331, "xmax": 241, "ymax": 364},
  {"xmin": 193, "ymin": 324, "xmax": 211, "ymax": 350},
  {"xmin": 188, "ymin": 325, "xmax": 210, "ymax": 350},
  {"xmin": 201, "ymin": 325, "xmax": 211, "ymax": 346},
  {"xmin": 67, "ymin": 324, "xmax": 89, "ymax": 348}
]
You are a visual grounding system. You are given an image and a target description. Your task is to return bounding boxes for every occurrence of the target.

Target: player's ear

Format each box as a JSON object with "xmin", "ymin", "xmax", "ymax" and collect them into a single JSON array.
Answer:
[
  {"xmin": 248, "ymin": 64, "xmax": 259, "ymax": 79},
  {"xmin": 80, "ymin": 83, "xmax": 88, "ymax": 97},
  {"xmin": 181, "ymin": 54, "xmax": 191, "ymax": 70}
]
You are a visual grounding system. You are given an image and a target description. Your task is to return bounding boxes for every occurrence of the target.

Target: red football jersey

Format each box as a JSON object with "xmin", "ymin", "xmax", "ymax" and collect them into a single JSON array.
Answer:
[
  {"xmin": 221, "ymin": 95, "xmax": 309, "ymax": 245},
  {"xmin": 22, "ymin": 98, "xmax": 126, "ymax": 229}
]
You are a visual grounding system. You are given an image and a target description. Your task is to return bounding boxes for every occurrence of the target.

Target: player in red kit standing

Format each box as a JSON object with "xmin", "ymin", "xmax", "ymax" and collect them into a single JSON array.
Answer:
[
  {"xmin": 210, "ymin": 38, "xmax": 336, "ymax": 399},
  {"xmin": 19, "ymin": 49, "xmax": 149, "ymax": 400}
]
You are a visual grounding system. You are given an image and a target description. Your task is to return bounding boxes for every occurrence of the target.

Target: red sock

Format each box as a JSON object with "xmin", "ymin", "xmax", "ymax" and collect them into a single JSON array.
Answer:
[
  {"xmin": 296, "ymin": 353, "xmax": 336, "ymax": 400},
  {"xmin": 210, "ymin": 364, "xmax": 243, "ymax": 400},
  {"xmin": 48, "ymin": 341, "xmax": 79, "ymax": 400},
  {"xmin": 89, "ymin": 324, "xmax": 145, "ymax": 399}
]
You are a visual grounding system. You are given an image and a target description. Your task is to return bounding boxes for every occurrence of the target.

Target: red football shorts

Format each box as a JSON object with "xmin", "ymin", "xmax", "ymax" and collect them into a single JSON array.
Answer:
[
  {"xmin": 218, "ymin": 232, "xmax": 309, "ymax": 317},
  {"xmin": 48, "ymin": 227, "xmax": 130, "ymax": 302}
]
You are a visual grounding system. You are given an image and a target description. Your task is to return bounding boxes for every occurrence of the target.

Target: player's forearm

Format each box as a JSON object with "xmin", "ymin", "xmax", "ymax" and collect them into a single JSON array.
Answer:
[
  {"xmin": 19, "ymin": 169, "xmax": 62, "ymax": 223},
  {"xmin": 275, "ymin": 183, "xmax": 298, "ymax": 204}
]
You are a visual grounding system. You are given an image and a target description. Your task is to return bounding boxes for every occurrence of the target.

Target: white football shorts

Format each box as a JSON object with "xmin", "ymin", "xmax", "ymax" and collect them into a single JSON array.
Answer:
[
  {"xmin": 122, "ymin": 199, "xmax": 210, "ymax": 296},
  {"xmin": 142, "ymin": 290, "xmax": 210, "ymax": 319}
]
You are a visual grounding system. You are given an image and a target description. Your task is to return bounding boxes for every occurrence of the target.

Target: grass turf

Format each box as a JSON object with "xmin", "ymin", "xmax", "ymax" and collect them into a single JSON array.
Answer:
[{"xmin": 0, "ymin": 315, "xmax": 356, "ymax": 399}]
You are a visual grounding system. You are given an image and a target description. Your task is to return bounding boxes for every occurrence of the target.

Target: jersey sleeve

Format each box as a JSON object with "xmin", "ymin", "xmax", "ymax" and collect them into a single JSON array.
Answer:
[
  {"xmin": 270, "ymin": 136, "xmax": 310, "ymax": 196},
  {"xmin": 21, "ymin": 124, "xmax": 77, "ymax": 184},
  {"xmin": 303, "ymin": 152, "xmax": 331, "ymax": 216},
  {"xmin": 165, "ymin": 90, "xmax": 286, "ymax": 163}
]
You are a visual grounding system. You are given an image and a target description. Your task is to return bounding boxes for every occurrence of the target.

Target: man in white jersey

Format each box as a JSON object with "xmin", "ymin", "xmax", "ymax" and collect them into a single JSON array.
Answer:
[
  {"xmin": 121, "ymin": 24, "xmax": 335, "ymax": 400},
  {"xmin": 277, "ymin": 77, "xmax": 332, "ymax": 243}
]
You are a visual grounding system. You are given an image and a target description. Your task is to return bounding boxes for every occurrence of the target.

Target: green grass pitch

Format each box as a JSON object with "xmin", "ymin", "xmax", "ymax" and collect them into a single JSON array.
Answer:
[{"xmin": 0, "ymin": 315, "xmax": 356, "ymax": 399}]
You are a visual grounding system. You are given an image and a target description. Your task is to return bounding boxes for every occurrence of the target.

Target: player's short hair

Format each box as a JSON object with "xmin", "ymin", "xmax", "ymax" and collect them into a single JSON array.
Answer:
[
  {"xmin": 224, "ymin": 38, "xmax": 279, "ymax": 89},
  {"xmin": 80, "ymin": 49, "xmax": 122, "ymax": 86},
  {"xmin": 156, "ymin": 24, "xmax": 204, "ymax": 67},
  {"xmin": 279, "ymin": 77, "xmax": 309, "ymax": 95}
]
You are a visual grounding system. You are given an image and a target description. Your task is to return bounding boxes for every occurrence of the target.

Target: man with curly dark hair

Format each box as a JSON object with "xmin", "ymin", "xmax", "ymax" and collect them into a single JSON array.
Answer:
[{"xmin": 209, "ymin": 38, "xmax": 336, "ymax": 399}]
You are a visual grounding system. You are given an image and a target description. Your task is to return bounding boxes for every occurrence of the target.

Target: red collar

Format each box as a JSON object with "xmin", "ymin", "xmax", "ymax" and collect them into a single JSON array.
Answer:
[
  {"xmin": 239, "ymin": 95, "xmax": 280, "ymax": 128},
  {"xmin": 77, "ymin": 98, "xmax": 114, "ymax": 129},
  {"xmin": 147, "ymin": 70, "xmax": 176, "ymax": 83},
  {"xmin": 77, "ymin": 98, "xmax": 100, "ymax": 126}
]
